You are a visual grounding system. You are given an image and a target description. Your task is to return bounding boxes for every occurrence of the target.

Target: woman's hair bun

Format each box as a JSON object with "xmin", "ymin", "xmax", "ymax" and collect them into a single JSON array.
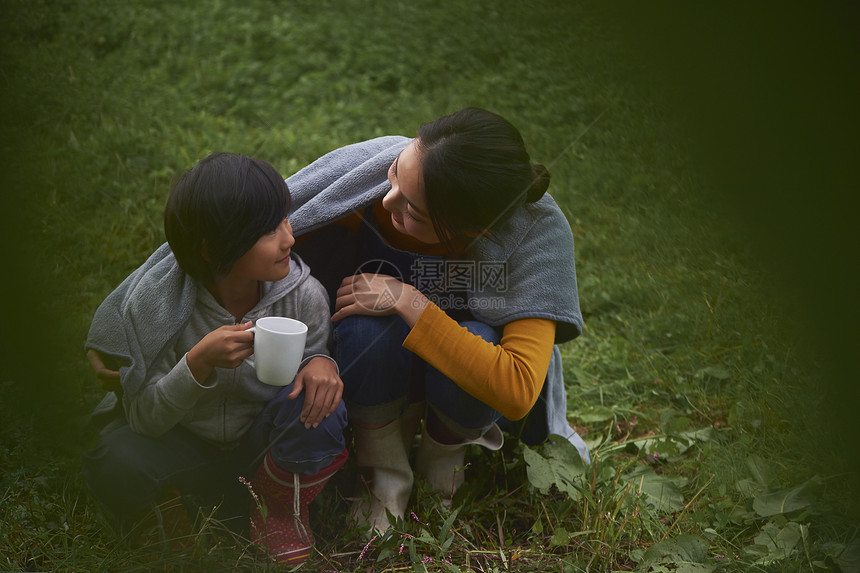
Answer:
[{"xmin": 526, "ymin": 163, "xmax": 551, "ymax": 203}]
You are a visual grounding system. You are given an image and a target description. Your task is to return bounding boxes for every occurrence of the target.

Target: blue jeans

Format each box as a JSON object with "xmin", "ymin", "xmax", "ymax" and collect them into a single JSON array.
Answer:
[
  {"xmin": 334, "ymin": 314, "xmax": 502, "ymax": 440},
  {"xmin": 82, "ymin": 383, "xmax": 347, "ymax": 523}
]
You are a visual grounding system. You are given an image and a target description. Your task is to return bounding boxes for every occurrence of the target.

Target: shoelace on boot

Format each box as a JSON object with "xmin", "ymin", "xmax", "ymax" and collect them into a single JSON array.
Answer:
[{"xmin": 292, "ymin": 473, "xmax": 310, "ymax": 542}]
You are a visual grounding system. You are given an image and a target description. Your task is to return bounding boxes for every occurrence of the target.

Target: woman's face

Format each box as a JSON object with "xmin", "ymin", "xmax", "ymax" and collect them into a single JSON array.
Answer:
[{"xmin": 382, "ymin": 141, "xmax": 440, "ymax": 244}]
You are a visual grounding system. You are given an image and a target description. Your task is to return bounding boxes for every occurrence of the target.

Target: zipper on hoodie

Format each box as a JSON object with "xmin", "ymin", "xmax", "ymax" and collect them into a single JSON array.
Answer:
[
  {"xmin": 222, "ymin": 318, "xmax": 243, "ymax": 444},
  {"xmin": 223, "ymin": 365, "xmax": 240, "ymax": 443}
]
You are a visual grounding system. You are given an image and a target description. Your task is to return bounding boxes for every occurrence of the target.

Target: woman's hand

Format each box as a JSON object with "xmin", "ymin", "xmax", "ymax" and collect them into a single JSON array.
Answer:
[
  {"xmin": 288, "ymin": 356, "xmax": 343, "ymax": 428},
  {"xmin": 86, "ymin": 349, "xmax": 121, "ymax": 392},
  {"xmin": 186, "ymin": 322, "xmax": 255, "ymax": 385},
  {"xmin": 332, "ymin": 273, "xmax": 429, "ymax": 327}
]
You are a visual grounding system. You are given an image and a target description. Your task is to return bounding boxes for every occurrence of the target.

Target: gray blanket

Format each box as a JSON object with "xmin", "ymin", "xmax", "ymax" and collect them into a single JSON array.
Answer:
[
  {"xmin": 288, "ymin": 136, "xmax": 583, "ymax": 341},
  {"xmin": 86, "ymin": 245, "xmax": 309, "ymax": 401}
]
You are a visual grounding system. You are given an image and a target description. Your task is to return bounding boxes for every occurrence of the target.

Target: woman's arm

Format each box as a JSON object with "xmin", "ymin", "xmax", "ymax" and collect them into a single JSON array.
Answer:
[
  {"xmin": 331, "ymin": 273, "xmax": 429, "ymax": 326},
  {"xmin": 403, "ymin": 304, "xmax": 555, "ymax": 420},
  {"xmin": 332, "ymin": 274, "xmax": 555, "ymax": 419}
]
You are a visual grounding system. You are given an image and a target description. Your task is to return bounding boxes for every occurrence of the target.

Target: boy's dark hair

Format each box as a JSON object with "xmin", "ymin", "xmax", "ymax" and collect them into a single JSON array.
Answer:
[
  {"xmin": 416, "ymin": 107, "xmax": 550, "ymax": 252},
  {"xmin": 164, "ymin": 152, "xmax": 291, "ymax": 285}
]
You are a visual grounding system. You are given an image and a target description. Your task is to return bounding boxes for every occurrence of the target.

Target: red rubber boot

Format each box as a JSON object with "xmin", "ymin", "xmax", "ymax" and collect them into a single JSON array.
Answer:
[{"xmin": 250, "ymin": 448, "xmax": 348, "ymax": 565}]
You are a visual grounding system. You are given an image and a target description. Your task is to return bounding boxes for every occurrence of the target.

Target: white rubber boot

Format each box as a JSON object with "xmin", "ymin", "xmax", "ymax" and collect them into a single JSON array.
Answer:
[
  {"xmin": 415, "ymin": 423, "xmax": 504, "ymax": 506},
  {"xmin": 350, "ymin": 419, "xmax": 414, "ymax": 532}
]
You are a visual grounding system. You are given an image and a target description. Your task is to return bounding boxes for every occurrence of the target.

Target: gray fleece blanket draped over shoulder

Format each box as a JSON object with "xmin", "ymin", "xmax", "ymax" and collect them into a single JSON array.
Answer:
[
  {"xmin": 286, "ymin": 136, "xmax": 587, "ymax": 461},
  {"xmin": 86, "ymin": 249, "xmax": 310, "ymax": 401},
  {"xmin": 288, "ymin": 136, "xmax": 583, "ymax": 341}
]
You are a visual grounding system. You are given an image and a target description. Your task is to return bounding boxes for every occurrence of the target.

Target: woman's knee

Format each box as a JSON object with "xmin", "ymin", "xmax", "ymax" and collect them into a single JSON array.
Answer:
[
  {"xmin": 334, "ymin": 315, "xmax": 409, "ymax": 364},
  {"xmin": 334, "ymin": 315, "xmax": 413, "ymax": 405},
  {"xmin": 334, "ymin": 314, "xmax": 403, "ymax": 344},
  {"xmin": 424, "ymin": 320, "xmax": 502, "ymax": 437}
]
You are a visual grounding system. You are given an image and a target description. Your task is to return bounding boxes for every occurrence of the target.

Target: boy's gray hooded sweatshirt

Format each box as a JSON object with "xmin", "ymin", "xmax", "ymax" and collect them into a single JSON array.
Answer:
[{"xmin": 87, "ymin": 253, "xmax": 333, "ymax": 445}]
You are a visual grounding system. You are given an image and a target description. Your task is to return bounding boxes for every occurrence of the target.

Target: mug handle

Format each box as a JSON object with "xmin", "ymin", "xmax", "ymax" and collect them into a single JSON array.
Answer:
[{"xmin": 243, "ymin": 326, "xmax": 256, "ymax": 369}]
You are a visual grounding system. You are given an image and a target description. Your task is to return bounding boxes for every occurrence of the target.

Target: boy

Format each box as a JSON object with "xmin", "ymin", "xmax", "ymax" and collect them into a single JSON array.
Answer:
[{"xmin": 82, "ymin": 152, "xmax": 347, "ymax": 565}]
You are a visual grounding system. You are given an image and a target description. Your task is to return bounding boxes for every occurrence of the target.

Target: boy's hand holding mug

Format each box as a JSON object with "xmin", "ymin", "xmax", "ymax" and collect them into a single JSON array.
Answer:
[{"xmin": 186, "ymin": 321, "xmax": 255, "ymax": 384}]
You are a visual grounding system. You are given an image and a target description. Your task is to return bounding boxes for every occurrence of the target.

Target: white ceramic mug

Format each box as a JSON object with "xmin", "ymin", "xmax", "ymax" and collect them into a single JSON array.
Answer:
[{"xmin": 244, "ymin": 317, "xmax": 308, "ymax": 386}]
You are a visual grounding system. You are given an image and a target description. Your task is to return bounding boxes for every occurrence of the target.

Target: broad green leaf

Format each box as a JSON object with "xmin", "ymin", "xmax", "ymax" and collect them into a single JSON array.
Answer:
[
  {"xmin": 680, "ymin": 426, "xmax": 716, "ymax": 443},
  {"xmin": 550, "ymin": 526, "xmax": 570, "ymax": 546},
  {"xmin": 640, "ymin": 478, "xmax": 685, "ymax": 513},
  {"xmin": 626, "ymin": 467, "xmax": 685, "ymax": 513},
  {"xmin": 834, "ymin": 537, "xmax": 860, "ymax": 573},
  {"xmin": 523, "ymin": 445, "xmax": 557, "ymax": 495},
  {"xmin": 753, "ymin": 481, "xmax": 814, "ymax": 517},
  {"xmin": 574, "ymin": 404, "xmax": 616, "ymax": 423},
  {"xmin": 641, "ymin": 535, "xmax": 715, "ymax": 571},
  {"xmin": 745, "ymin": 455, "xmax": 774, "ymax": 487},
  {"xmin": 752, "ymin": 521, "xmax": 803, "ymax": 564},
  {"xmin": 523, "ymin": 439, "xmax": 587, "ymax": 499},
  {"xmin": 662, "ymin": 412, "xmax": 693, "ymax": 433},
  {"xmin": 376, "ymin": 547, "xmax": 392, "ymax": 561},
  {"xmin": 735, "ymin": 478, "xmax": 764, "ymax": 498},
  {"xmin": 675, "ymin": 534, "xmax": 709, "ymax": 562},
  {"xmin": 636, "ymin": 426, "xmax": 714, "ymax": 460},
  {"xmin": 542, "ymin": 436, "xmax": 588, "ymax": 470}
]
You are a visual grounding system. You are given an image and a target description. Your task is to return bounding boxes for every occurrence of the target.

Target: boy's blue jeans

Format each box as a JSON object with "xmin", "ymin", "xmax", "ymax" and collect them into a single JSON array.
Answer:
[
  {"xmin": 334, "ymin": 314, "xmax": 503, "ymax": 440},
  {"xmin": 82, "ymin": 384, "xmax": 347, "ymax": 524}
]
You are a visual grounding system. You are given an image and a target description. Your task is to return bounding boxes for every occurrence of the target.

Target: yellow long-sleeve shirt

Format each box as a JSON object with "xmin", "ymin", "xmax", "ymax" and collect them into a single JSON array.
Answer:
[{"xmin": 404, "ymin": 303, "xmax": 556, "ymax": 421}]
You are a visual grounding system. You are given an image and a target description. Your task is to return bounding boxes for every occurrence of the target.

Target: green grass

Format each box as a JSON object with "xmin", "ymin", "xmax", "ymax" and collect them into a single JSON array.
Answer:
[{"xmin": 2, "ymin": 1, "xmax": 858, "ymax": 571}]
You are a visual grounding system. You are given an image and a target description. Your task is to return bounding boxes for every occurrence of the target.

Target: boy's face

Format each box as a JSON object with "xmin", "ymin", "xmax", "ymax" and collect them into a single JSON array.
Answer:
[{"xmin": 226, "ymin": 217, "xmax": 295, "ymax": 283}]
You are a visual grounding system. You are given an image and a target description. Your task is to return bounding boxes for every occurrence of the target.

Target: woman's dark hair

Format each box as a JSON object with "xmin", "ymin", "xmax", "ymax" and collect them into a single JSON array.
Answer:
[
  {"xmin": 164, "ymin": 152, "xmax": 291, "ymax": 285},
  {"xmin": 416, "ymin": 107, "xmax": 550, "ymax": 251}
]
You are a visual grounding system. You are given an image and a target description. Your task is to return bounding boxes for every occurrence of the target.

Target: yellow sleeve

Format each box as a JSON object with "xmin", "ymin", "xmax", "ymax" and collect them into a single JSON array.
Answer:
[{"xmin": 402, "ymin": 303, "xmax": 556, "ymax": 421}]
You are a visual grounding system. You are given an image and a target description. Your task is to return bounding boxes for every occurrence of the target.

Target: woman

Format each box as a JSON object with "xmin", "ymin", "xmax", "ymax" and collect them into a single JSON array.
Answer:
[{"xmin": 288, "ymin": 107, "xmax": 587, "ymax": 532}]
